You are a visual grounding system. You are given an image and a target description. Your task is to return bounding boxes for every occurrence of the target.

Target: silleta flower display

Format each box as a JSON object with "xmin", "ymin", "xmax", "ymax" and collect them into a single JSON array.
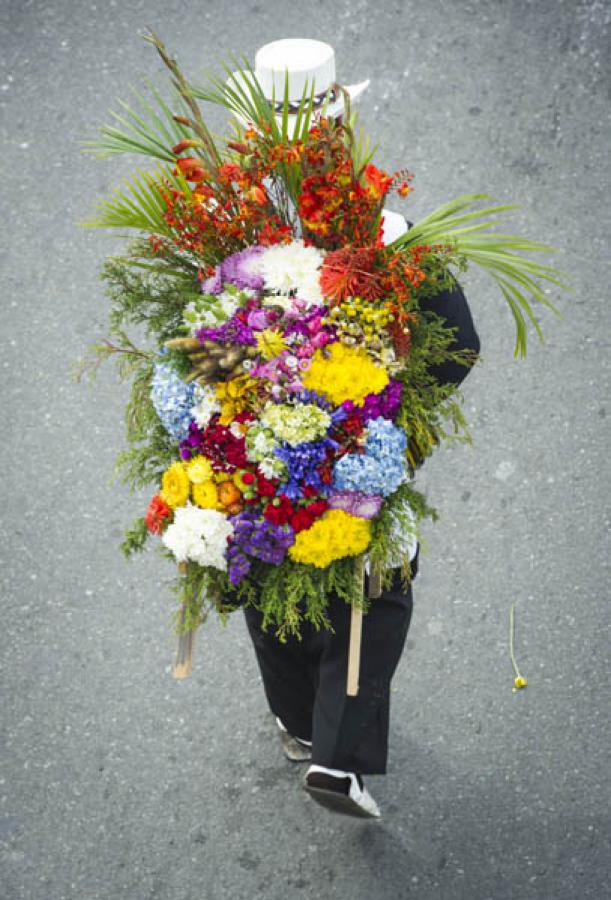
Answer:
[{"xmin": 79, "ymin": 32, "xmax": 565, "ymax": 663}]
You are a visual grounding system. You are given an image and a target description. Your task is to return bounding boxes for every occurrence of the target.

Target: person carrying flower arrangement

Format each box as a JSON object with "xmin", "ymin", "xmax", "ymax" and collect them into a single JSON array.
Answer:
[{"xmin": 84, "ymin": 33, "xmax": 562, "ymax": 822}]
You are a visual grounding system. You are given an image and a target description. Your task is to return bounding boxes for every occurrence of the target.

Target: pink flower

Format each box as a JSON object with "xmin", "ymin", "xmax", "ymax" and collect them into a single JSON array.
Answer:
[{"xmin": 247, "ymin": 308, "xmax": 270, "ymax": 329}]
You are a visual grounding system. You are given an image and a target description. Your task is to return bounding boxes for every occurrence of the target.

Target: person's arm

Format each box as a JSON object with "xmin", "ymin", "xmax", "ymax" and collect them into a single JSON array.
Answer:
[
  {"xmin": 388, "ymin": 213, "xmax": 480, "ymax": 385},
  {"xmin": 418, "ymin": 276, "xmax": 481, "ymax": 387}
]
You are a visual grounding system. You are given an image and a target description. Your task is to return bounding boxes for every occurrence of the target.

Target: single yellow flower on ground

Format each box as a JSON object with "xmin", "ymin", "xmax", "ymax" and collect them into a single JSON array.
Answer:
[
  {"xmin": 192, "ymin": 479, "xmax": 219, "ymax": 509},
  {"xmin": 186, "ymin": 455, "xmax": 214, "ymax": 484},
  {"xmin": 302, "ymin": 342, "xmax": 389, "ymax": 407},
  {"xmin": 513, "ymin": 676, "xmax": 528, "ymax": 690},
  {"xmin": 289, "ymin": 509, "xmax": 371, "ymax": 568},
  {"xmin": 160, "ymin": 461, "xmax": 190, "ymax": 509}
]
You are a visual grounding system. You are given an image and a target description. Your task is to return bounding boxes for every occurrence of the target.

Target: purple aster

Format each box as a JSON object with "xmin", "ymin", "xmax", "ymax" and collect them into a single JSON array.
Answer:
[{"xmin": 220, "ymin": 246, "xmax": 265, "ymax": 292}]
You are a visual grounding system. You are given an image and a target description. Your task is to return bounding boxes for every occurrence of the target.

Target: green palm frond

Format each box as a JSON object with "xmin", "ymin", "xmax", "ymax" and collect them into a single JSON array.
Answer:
[
  {"xmin": 82, "ymin": 165, "xmax": 192, "ymax": 235},
  {"xmin": 388, "ymin": 194, "xmax": 568, "ymax": 357},
  {"xmin": 189, "ymin": 52, "xmax": 327, "ymax": 204},
  {"xmin": 83, "ymin": 80, "xmax": 192, "ymax": 162},
  {"xmin": 190, "ymin": 50, "xmax": 319, "ymax": 145}
]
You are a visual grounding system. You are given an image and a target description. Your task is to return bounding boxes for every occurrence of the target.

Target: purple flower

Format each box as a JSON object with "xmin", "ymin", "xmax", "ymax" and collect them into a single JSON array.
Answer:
[
  {"xmin": 274, "ymin": 437, "xmax": 338, "ymax": 499},
  {"xmin": 201, "ymin": 265, "xmax": 223, "ymax": 295},
  {"xmin": 342, "ymin": 379, "xmax": 402, "ymax": 423},
  {"xmin": 221, "ymin": 246, "xmax": 265, "ymax": 292},
  {"xmin": 328, "ymin": 490, "xmax": 383, "ymax": 519},
  {"xmin": 196, "ymin": 311, "xmax": 256, "ymax": 346},
  {"xmin": 226, "ymin": 509, "xmax": 295, "ymax": 586}
]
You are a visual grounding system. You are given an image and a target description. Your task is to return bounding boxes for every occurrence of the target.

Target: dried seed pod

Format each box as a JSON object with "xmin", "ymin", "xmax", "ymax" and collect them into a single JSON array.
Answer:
[{"xmin": 164, "ymin": 337, "xmax": 202, "ymax": 352}]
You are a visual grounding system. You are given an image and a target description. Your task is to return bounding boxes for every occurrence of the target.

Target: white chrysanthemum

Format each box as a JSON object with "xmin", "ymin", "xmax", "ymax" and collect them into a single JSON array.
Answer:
[
  {"xmin": 257, "ymin": 457, "xmax": 287, "ymax": 480},
  {"xmin": 190, "ymin": 385, "xmax": 221, "ymax": 430},
  {"xmin": 256, "ymin": 240, "xmax": 324, "ymax": 307},
  {"xmin": 161, "ymin": 504, "xmax": 233, "ymax": 570}
]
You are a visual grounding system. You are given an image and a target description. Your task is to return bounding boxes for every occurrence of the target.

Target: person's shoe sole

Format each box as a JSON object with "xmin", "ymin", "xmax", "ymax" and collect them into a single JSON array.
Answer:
[{"xmin": 302, "ymin": 783, "xmax": 379, "ymax": 818}]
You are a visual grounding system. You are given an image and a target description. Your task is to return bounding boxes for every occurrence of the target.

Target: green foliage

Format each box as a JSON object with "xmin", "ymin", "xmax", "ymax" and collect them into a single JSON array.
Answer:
[
  {"xmin": 240, "ymin": 554, "xmax": 366, "ymax": 642},
  {"xmin": 83, "ymin": 79, "xmax": 193, "ymax": 162},
  {"xmin": 388, "ymin": 194, "xmax": 568, "ymax": 357},
  {"xmin": 121, "ymin": 517, "xmax": 150, "ymax": 557}
]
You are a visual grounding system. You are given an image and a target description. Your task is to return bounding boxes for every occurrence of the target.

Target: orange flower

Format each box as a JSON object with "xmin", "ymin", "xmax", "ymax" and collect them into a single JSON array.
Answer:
[
  {"xmin": 319, "ymin": 246, "xmax": 384, "ymax": 303},
  {"xmin": 246, "ymin": 184, "xmax": 268, "ymax": 205},
  {"xmin": 175, "ymin": 157, "xmax": 207, "ymax": 183},
  {"xmin": 172, "ymin": 138, "xmax": 198, "ymax": 155},
  {"xmin": 363, "ymin": 163, "xmax": 393, "ymax": 199}
]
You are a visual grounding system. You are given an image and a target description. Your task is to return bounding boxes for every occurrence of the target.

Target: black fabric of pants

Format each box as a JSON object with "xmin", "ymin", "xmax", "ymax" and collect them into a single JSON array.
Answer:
[{"xmin": 243, "ymin": 551, "xmax": 417, "ymax": 775}]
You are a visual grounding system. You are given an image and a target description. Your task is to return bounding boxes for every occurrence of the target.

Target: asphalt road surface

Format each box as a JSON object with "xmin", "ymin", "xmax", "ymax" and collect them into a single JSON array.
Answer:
[{"xmin": 1, "ymin": 1, "xmax": 610, "ymax": 898}]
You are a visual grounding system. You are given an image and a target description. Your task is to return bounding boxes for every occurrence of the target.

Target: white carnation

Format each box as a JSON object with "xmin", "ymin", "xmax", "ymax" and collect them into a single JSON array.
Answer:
[{"xmin": 161, "ymin": 504, "xmax": 233, "ymax": 571}]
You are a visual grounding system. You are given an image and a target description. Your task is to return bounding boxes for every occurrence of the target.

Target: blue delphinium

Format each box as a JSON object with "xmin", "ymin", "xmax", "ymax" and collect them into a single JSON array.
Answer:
[
  {"xmin": 151, "ymin": 362, "xmax": 199, "ymax": 442},
  {"xmin": 332, "ymin": 417, "xmax": 408, "ymax": 497}
]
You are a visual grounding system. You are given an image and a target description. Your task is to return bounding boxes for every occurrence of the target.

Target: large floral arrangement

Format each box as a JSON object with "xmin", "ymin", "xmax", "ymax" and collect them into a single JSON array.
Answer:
[{"xmin": 79, "ymin": 33, "xmax": 565, "ymax": 648}]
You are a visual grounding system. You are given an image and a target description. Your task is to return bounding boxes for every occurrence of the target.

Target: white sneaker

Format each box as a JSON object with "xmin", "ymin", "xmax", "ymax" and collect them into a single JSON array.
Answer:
[
  {"xmin": 303, "ymin": 764, "xmax": 381, "ymax": 818},
  {"xmin": 275, "ymin": 716, "xmax": 312, "ymax": 762}
]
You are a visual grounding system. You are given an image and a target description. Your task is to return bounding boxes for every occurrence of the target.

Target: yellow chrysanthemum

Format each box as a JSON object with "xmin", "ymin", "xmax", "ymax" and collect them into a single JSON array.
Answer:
[
  {"xmin": 186, "ymin": 455, "xmax": 214, "ymax": 484},
  {"xmin": 192, "ymin": 479, "xmax": 219, "ymax": 510},
  {"xmin": 302, "ymin": 342, "xmax": 389, "ymax": 407},
  {"xmin": 215, "ymin": 374, "xmax": 258, "ymax": 425},
  {"xmin": 288, "ymin": 509, "xmax": 371, "ymax": 568},
  {"xmin": 160, "ymin": 462, "xmax": 190, "ymax": 509},
  {"xmin": 256, "ymin": 328, "xmax": 287, "ymax": 360}
]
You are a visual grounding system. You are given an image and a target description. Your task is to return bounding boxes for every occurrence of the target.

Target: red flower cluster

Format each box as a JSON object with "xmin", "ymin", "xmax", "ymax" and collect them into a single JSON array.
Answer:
[
  {"xmin": 145, "ymin": 495, "xmax": 172, "ymax": 535},
  {"xmin": 196, "ymin": 415, "xmax": 250, "ymax": 472},
  {"xmin": 263, "ymin": 492, "xmax": 329, "ymax": 531},
  {"xmin": 319, "ymin": 245, "xmax": 385, "ymax": 304}
]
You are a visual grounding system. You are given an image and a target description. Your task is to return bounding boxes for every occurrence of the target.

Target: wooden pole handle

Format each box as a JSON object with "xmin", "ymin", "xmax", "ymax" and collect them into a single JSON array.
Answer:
[
  {"xmin": 172, "ymin": 560, "xmax": 196, "ymax": 680},
  {"xmin": 346, "ymin": 556, "xmax": 366, "ymax": 696},
  {"xmin": 346, "ymin": 603, "xmax": 363, "ymax": 696}
]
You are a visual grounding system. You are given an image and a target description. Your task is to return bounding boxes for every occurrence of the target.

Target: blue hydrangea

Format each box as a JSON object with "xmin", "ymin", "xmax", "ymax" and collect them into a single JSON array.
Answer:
[
  {"xmin": 151, "ymin": 362, "xmax": 199, "ymax": 442},
  {"xmin": 332, "ymin": 417, "xmax": 408, "ymax": 497}
]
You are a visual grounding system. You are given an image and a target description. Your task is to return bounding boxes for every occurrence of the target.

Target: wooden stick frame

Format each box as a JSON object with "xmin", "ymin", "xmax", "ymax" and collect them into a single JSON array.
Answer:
[{"xmin": 346, "ymin": 556, "xmax": 382, "ymax": 696}]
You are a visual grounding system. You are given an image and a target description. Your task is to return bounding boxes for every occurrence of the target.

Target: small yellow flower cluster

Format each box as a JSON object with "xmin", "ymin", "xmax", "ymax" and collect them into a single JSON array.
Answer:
[
  {"xmin": 288, "ymin": 509, "xmax": 371, "ymax": 568},
  {"xmin": 323, "ymin": 297, "xmax": 394, "ymax": 351},
  {"xmin": 302, "ymin": 342, "xmax": 389, "ymax": 407},
  {"xmin": 160, "ymin": 456, "xmax": 244, "ymax": 513}
]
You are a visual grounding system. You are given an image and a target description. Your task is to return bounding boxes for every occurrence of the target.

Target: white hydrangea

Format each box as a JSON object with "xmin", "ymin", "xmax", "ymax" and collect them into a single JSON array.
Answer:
[
  {"xmin": 161, "ymin": 504, "xmax": 233, "ymax": 570},
  {"xmin": 190, "ymin": 385, "xmax": 221, "ymax": 430},
  {"xmin": 256, "ymin": 240, "xmax": 324, "ymax": 307}
]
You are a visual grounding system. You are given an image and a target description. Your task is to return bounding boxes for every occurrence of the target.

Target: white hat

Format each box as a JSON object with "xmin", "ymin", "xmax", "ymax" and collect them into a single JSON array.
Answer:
[{"xmin": 226, "ymin": 38, "xmax": 369, "ymax": 136}]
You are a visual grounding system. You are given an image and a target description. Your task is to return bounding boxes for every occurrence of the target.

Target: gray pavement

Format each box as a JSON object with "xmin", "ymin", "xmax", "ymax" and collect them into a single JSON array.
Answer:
[{"xmin": 1, "ymin": 1, "xmax": 610, "ymax": 898}]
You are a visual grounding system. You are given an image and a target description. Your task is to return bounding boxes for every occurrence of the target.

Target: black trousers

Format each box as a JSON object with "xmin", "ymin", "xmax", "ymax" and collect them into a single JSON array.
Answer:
[{"xmin": 243, "ymin": 551, "xmax": 417, "ymax": 775}]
